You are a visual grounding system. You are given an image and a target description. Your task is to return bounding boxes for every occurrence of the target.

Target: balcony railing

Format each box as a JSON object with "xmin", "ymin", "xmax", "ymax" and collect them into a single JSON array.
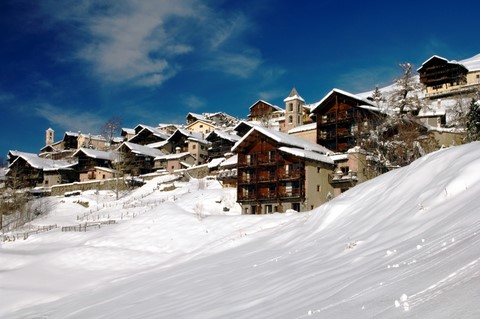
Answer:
[{"xmin": 278, "ymin": 170, "xmax": 302, "ymax": 180}]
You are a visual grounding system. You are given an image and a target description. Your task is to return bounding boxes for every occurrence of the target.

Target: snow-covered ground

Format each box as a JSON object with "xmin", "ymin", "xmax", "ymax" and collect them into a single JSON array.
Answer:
[{"xmin": 1, "ymin": 142, "xmax": 480, "ymax": 318}]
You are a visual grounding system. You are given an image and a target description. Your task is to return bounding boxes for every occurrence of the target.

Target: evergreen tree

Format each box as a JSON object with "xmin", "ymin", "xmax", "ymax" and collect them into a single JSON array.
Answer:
[{"xmin": 466, "ymin": 98, "xmax": 480, "ymax": 141}]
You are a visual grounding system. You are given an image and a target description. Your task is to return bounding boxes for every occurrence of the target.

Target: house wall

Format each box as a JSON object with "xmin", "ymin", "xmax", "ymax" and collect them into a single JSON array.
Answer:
[
  {"xmin": 432, "ymin": 130, "xmax": 464, "ymax": 147},
  {"xmin": 77, "ymin": 135, "xmax": 106, "ymax": 150},
  {"xmin": 186, "ymin": 121, "xmax": 215, "ymax": 135},
  {"xmin": 304, "ymin": 162, "xmax": 334, "ymax": 211},
  {"xmin": 289, "ymin": 129, "xmax": 317, "ymax": 144},
  {"xmin": 188, "ymin": 141, "xmax": 208, "ymax": 165}
]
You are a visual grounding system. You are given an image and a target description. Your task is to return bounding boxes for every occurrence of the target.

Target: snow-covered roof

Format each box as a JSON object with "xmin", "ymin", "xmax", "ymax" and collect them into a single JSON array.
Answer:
[
  {"xmin": 283, "ymin": 87, "xmax": 305, "ymax": 103},
  {"xmin": 232, "ymin": 125, "xmax": 332, "ymax": 155},
  {"xmin": 120, "ymin": 142, "xmax": 164, "ymax": 158},
  {"xmin": 207, "ymin": 157, "xmax": 226, "ymax": 168},
  {"xmin": 72, "ymin": 148, "xmax": 118, "ymax": 161},
  {"xmin": 94, "ymin": 166, "xmax": 119, "ymax": 174},
  {"xmin": 310, "ymin": 88, "xmax": 377, "ymax": 114},
  {"xmin": 169, "ymin": 128, "xmax": 208, "ymax": 144},
  {"xmin": 155, "ymin": 152, "xmax": 192, "ymax": 161},
  {"xmin": 328, "ymin": 153, "xmax": 349, "ymax": 162},
  {"xmin": 205, "ymin": 130, "xmax": 241, "ymax": 142},
  {"xmin": 146, "ymin": 141, "xmax": 169, "ymax": 149},
  {"xmin": 248, "ymin": 100, "xmax": 284, "ymax": 112},
  {"xmin": 122, "ymin": 128, "xmax": 135, "ymax": 135},
  {"xmin": 220, "ymin": 154, "xmax": 238, "ymax": 168},
  {"xmin": 288, "ymin": 122, "xmax": 317, "ymax": 134},
  {"xmin": 9, "ymin": 151, "xmax": 77, "ymax": 171},
  {"xmin": 278, "ymin": 147, "xmax": 333, "ymax": 165}
]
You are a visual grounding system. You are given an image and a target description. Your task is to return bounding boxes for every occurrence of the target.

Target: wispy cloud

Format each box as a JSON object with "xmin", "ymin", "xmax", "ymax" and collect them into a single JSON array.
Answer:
[
  {"xmin": 181, "ymin": 94, "xmax": 205, "ymax": 110},
  {"xmin": 34, "ymin": 103, "xmax": 104, "ymax": 134},
  {"xmin": 337, "ymin": 66, "xmax": 398, "ymax": 93},
  {"xmin": 39, "ymin": 0, "xmax": 267, "ymax": 87}
]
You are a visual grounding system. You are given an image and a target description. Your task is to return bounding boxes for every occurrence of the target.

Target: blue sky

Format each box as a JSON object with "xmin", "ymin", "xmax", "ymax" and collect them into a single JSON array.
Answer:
[{"xmin": 1, "ymin": 0, "xmax": 479, "ymax": 162}]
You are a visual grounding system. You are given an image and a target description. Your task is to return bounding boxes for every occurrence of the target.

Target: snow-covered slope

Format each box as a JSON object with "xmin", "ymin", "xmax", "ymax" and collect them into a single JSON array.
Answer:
[{"xmin": 1, "ymin": 142, "xmax": 480, "ymax": 318}]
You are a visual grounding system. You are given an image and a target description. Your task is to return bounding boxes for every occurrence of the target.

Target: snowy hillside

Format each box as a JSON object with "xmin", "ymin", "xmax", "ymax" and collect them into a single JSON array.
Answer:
[{"xmin": 1, "ymin": 142, "xmax": 480, "ymax": 318}]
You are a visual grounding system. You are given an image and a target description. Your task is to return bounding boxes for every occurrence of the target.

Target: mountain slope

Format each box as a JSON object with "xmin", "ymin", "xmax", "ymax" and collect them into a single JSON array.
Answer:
[{"xmin": 2, "ymin": 142, "xmax": 480, "ymax": 318}]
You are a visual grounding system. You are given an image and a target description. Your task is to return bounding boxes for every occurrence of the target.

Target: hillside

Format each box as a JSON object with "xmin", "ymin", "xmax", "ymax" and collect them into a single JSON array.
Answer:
[{"xmin": 1, "ymin": 142, "xmax": 480, "ymax": 318}]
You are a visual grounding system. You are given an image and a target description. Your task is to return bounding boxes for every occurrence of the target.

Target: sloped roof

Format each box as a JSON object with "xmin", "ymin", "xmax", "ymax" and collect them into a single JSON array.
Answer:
[
  {"xmin": 72, "ymin": 148, "xmax": 118, "ymax": 161},
  {"xmin": 284, "ymin": 87, "xmax": 305, "ymax": 103},
  {"xmin": 119, "ymin": 142, "xmax": 165, "ymax": 158},
  {"xmin": 155, "ymin": 151, "xmax": 193, "ymax": 161},
  {"xmin": 9, "ymin": 151, "xmax": 77, "ymax": 171},
  {"xmin": 288, "ymin": 122, "xmax": 317, "ymax": 134},
  {"xmin": 205, "ymin": 130, "xmax": 241, "ymax": 142},
  {"xmin": 232, "ymin": 125, "xmax": 332, "ymax": 155},
  {"xmin": 248, "ymin": 99, "xmax": 284, "ymax": 112},
  {"xmin": 278, "ymin": 147, "xmax": 333, "ymax": 165},
  {"xmin": 310, "ymin": 88, "xmax": 378, "ymax": 114}
]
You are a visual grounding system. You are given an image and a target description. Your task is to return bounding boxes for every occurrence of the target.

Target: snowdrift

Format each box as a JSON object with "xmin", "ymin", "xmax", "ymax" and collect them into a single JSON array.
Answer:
[{"xmin": 1, "ymin": 142, "xmax": 480, "ymax": 318}]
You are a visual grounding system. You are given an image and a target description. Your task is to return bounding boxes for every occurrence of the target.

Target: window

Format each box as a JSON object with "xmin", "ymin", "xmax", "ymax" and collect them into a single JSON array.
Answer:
[
  {"xmin": 289, "ymin": 103, "xmax": 293, "ymax": 111},
  {"xmin": 265, "ymin": 205, "xmax": 273, "ymax": 214},
  {"xmin": 297, "ymin": 105, "xmax": 301, "ymax": 113},
  {"xmin": 200, "ymin": 124, "xmax": 203, "ymax": 128},
  {"xmin": 317, "ymin": 167, "xmax": 321, "ymax": 173},
  {"xmin": 317, "ymin": 185, "xmax": 320, "ymax": 192},
  {"xmin": 103, "ymin": 174, "xmax": 106, "ymax": 179},
  {"xmin": 192, "ymin": 144, "xmax": 196, "ymax": 149},
  {"xmin": 244, "ymin": 207, "xmax": 249, "ymax": 214},
  {"xmin": 288, "ymin": 115, "xmax": 293, "ymax": 123}
]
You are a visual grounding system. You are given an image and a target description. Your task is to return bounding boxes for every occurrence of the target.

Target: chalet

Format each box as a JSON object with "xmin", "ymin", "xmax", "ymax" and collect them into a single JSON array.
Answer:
[
  {"xmin": 247, "ymin": 100, "xmax": 284, "ymax": 124},
  {"xmin": 154, "ymin": 152, "xmax": 196, "ymax": 174},
  {"xmin": 232, "ymin": 126, "xmax": 334, "ymax": 214},
  {"xmin": 185, "ymin": 119, "xmax": 216, "ymax": 135},
  {"xmin": 117, "ymin": 142, "xmax": 165, "ymax": 176},
  {"xmin": 205, "ymin": 130, "xmax": 241, "ymax": 159},
  {"xmin": 417, "ymin": 55, "xmax": 469, "ymax": 98},
  {"xmin": 72, "ymin": 148, "xmax": 118, "ymax": 182},
  {"xmin": 167, "ymin": 129, "xmax": 210, "ymax": 165},
  {"xmin": 128, "ymin": 125, "xmax": 170, "ymax": 146},
  {"xmin": 310, "ymin": 88, "xmax": 382, "ymax": 152},
  {"xmin": 186, "ymin": 112, "xmax": 210, "ymax": 125},
  {"xmin": 6, "ymin": 151, "xmax": 77, "ymax": 188}
]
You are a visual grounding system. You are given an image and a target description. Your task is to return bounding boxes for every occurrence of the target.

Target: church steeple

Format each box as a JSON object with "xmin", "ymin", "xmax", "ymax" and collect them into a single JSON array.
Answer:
[{"xmin": 283, "ymin": 87, "xmax": 305, "ymax": 132}]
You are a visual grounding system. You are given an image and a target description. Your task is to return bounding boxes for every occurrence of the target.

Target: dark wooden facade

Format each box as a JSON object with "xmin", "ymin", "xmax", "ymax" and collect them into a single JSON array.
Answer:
[
  {"xmin": 418, "ymin": 56, "xmax": 468, "ymax": 90},
  {"xmin": 312, "ymin": 90, "xmax": 381, "ymax": 152},
  {"xmin": 236, "ymin": 130, "xmax": 306, "ymax": 213},
  {"xmin": 206, "ymin": 131, "xmax": 239, "ymax": 159},
  {"xmin": 248, "ymin": 100, "xmax": 282, "ymax": 121}
]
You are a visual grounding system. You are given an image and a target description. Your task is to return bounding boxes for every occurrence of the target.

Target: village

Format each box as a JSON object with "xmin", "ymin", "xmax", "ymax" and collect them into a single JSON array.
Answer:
[{"xmin": 2, "ymin": 53, "xmax": 480, "ymax": 218}]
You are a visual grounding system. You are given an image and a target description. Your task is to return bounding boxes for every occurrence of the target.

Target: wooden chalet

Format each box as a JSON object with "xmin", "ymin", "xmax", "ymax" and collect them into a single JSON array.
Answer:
[
  {"xmin": 117, "ymin": 142, "xmax": 165, "ymax": 176},
  {"xmin": 310, "ymin": 89, "xmax": 382, "ymax": 152},
  {"xmin": 205, "ymin": 130, "xmax": 241, "ymax": 159},
  {"xmin": 247, "ymin": 100, "xmax": 284, "ymax": 122},
  {"xmin": 128, "ymin": 125, "xmax": 170, "ymax": 146},
  {"xmin": 72, "ymin": 148, "xmax": 118, "ymax": 182},
  {"xmin": 6, "ymin": 151, "xmax": 77, "ymax": 188},
  {"xmin": 232, "ymin": 126, "xmax": 334, "ymax": 214},
  {"xmin": 417, "ymin": 55, "xmax": 468, "ymax": 97}
]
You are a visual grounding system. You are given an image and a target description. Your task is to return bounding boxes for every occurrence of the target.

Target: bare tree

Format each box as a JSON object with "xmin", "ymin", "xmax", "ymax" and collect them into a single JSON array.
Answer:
[{"xmin": 103, "ymin": 116, "xmax": 122, "ymax": 146}]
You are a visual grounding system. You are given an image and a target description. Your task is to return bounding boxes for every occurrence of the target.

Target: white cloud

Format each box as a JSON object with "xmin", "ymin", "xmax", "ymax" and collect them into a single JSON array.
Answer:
[
  {"xmin": 34, "ymin": 103, "xmax": 104, "ymax": 134},
  {"xmin": 40, "ymin": 0, "xmax": 266, "ymax": 86}
]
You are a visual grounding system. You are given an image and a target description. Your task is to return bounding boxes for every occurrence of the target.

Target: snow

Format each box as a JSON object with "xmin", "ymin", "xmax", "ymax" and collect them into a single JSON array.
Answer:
[
  {"xmin": 121, "ymin": 141, "xmax": 164, "ymax": 158},
  {"xmin": 1, "ymin": 142, "xmax": 480, "ymax": 318}
]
